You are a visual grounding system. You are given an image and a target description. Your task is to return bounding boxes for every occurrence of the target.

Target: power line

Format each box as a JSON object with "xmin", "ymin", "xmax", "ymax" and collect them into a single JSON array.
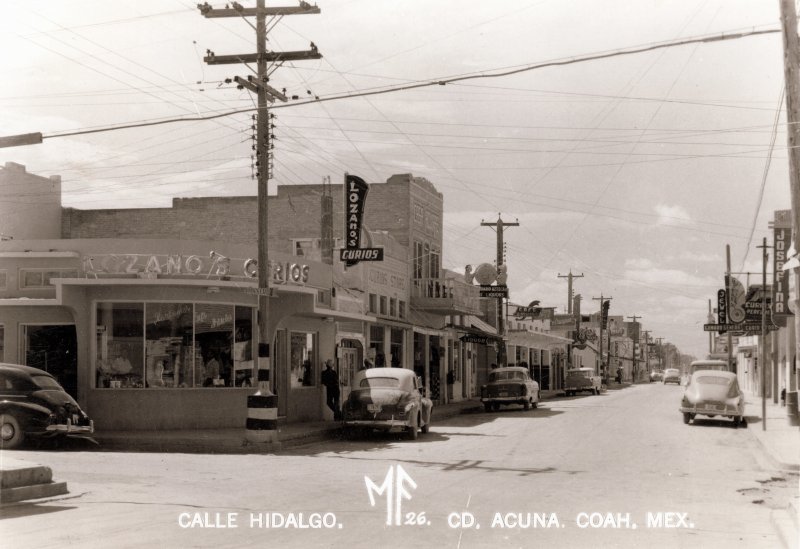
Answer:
[{"xmin": 33, "ymin": 27, "xmax": 780, "ymax": 141}]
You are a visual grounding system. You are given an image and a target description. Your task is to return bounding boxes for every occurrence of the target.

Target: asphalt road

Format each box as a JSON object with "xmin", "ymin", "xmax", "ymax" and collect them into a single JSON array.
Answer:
[{"xmin": 2, "ymin": 383, "xmax": 795, "ymax": 549}]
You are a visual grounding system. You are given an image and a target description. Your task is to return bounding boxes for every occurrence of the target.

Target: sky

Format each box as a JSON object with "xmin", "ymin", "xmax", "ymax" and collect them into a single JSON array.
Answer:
[{"xmin": 0, "ymin": 0, "xmax": 794, "ymax": 359}]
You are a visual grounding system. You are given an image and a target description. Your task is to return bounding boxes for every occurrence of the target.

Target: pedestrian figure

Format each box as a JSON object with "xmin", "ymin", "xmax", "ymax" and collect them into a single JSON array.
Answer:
[
  {"xmin": 321, "ymin": 359, "xmax": 340, "ymax": 419},
  {"xmin": 781, "ymin": 387, "xmax": 787, "ymax": 407}
]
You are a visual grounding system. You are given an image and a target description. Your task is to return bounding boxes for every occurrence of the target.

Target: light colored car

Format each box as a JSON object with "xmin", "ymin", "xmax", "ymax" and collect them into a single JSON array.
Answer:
[
  {"xmin": 481, "ymin": 367, "xmax": 540, "ymax": 411},
  {"xmin": 689, "ymin": 360, "xmax": 728, "ymax": 374},
  {"xmin": 341, "ymin": 368, "xmax": 432, "ymax": 440},
  {"xmin": 662, "ymin": 368, "xmax": 681, "ymax": 385},
  {"xmin": 649, "ymin": 370, "xmax": 664, "ymax": 382},
  {"xmin": 564, "ymin": 367, "xmax": 602, "ymax": 396},
  {"xmin": 680, "ymin": 370, "xmax": 745, "ymax": 427}
]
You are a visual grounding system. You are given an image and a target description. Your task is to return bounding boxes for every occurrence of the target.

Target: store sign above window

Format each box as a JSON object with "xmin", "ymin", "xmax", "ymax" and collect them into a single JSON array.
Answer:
[
  {"xmin": 82, "ymin": 251, "xmax": 310, "ymax": 285},
  {"xmin": 460, "ymin": 334, "xmax": 489, "ymax": 344}
]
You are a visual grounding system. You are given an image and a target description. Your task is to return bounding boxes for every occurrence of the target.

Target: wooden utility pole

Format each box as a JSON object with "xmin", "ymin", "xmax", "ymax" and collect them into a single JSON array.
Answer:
[
  {"xmin": 641, "ymin": 330, "xmax": 651, "ymax": 376},
  {"xmin": 626, "ymin": 314, "xmax": 641, "ymax": 382},
  {"xmin": 757, "ymin": 238, "xmax": 770, "ymax": 430},
  {"xmin": 481, "ymin": 214, "xmax": 519, "ymax": 366},
  {"xmin": 778, "ymin": 0, "xmax": 800, "ymax": 420},
  {"xmin": 592, "ymin": 295, "xmax": 612, "ymax": 378},
  {"xmin": 656, "ymin": 337, "xmax": 664, "ymax": 371},
  {"xmin": 558, "ymin": 271, "xmax": 584, "ymax": 314},
  {"xmin": 198, "ymin": 1, "xmax": 320, "ymax": 440}
]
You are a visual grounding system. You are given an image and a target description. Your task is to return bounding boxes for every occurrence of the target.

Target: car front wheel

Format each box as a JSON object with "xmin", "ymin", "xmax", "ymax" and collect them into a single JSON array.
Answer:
[{"xmin": 0, "ymin": 413, "xmax": 24, "ymax": 449}]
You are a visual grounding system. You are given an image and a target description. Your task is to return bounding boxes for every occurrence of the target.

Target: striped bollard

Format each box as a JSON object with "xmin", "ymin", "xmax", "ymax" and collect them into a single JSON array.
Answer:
[{"xmin": 245, "ymin": 364, "xmax": 281, "ymax": 450}]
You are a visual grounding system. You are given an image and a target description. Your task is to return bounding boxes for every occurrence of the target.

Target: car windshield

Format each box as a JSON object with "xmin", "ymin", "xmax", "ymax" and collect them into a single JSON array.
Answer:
[
  {"xmin": 359, "ymin": 377, "xmax": 401, "ymax": 388},
  {"xmin": 568, "ymin": 370, "xmax": 591, "ymax": 378},
  {"xmin": 696, "ymin": 376, "xmax": 731, "ymax": 386},
  {"xmin": 489, "ymin": 371, "xmax": 526, "ymax": 382},
  {"xmin": 31, "ymin": 374, "xmax": 62, "ymax": 390}
]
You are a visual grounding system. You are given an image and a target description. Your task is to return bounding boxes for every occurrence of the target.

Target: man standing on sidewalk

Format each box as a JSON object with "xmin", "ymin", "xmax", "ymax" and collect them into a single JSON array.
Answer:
[{"xmin": 321, "ymin": 359, "xmax": 340, "ymax": 420}]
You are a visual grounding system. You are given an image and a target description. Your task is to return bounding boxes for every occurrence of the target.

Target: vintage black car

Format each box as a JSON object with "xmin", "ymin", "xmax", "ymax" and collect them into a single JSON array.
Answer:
[{"xmin": 0, "ymin": 363, "xmax": 94, "ymax": 449}]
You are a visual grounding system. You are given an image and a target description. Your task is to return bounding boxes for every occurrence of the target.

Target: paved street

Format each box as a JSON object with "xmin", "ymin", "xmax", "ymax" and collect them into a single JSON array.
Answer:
[{"xmin": 2, "ymin": 383, "xmax": 795, "ymax": 549}]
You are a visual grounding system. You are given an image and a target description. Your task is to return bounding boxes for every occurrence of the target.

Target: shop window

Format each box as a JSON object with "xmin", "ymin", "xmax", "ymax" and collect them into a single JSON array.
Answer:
[
  {"xmin": 390, "ymin": 328, "xmax": 403, "ymax": 368},
  {"xmin": 194, "ymin": 304, "xmax": 234, "ymax": 388},
  {"xmin": 20, "ymin": 268, "xmax": 78, "ymax": 289},
  {"xmin": 370, "ymin": 325, "xmax": 385, "ymax": 367},
  {"xmin": 290, "ymin": 331, "xmax": 316, "ymax": 388},
  {"xmin": 145, "ymin": 303, "xmax": 194, "ymax": 388},
  {"xmin": 233, "ymin": 306, "xmax": 254, "ymax": 387},
  {"xmin": 96, "ymin": 303, "xmax": 145, "ymax": 389}
]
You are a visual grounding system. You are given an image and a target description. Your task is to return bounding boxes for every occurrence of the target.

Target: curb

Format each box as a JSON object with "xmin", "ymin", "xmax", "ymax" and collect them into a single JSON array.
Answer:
[{"xmin": 749, "ymin": 431, "xmax": 800, "ymax": 473}]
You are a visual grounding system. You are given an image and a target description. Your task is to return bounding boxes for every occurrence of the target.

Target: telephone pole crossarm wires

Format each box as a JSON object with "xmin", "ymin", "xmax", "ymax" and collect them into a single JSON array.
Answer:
[
  {"xmin": 480, "ymin": 214, "xmax": 519, "ymax": 366},
  {"xmin": 558, "ymin": 271, "xmax": 584, "ymax": 314},
  {"xmin": 198, "ymin": 0, "xmax": 321, "ymax": 448}
]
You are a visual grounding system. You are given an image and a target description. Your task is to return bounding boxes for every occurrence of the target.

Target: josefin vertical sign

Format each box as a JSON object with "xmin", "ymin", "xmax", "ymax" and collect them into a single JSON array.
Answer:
[{"xmin": 341, "ymin": 173, "xmax": 384, "ymax": 266}]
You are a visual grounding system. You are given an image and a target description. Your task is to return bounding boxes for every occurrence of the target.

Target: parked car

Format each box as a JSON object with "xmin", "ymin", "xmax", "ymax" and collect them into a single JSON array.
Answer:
[
  {"xmin": 341, "ymin": 367, "xmax": 432, "ymax": 440},
  {"xmin": 564, "ymin": 367, "xmax": 602, "ymax": 396},
  {"xmin": 688, "ymin": 360, "xmax": 728, "ymax": 374},
  {"xmin": 0, "ymin": 363, "xmax": 94, "ymax": 449},
  {"xmin": 481, "ymin": 366, "xmax": 540, "ymax": 412},
  {"xmin": 662, "ymin": 368, "xmax": 682, "ymax": 385},
  {"xmin": 680, "ymin": 370, "xmax": 745, "ymax": 427},
  {"xmin": 649, "ymin": 370, "xmax": 664, "ymax": 382}
]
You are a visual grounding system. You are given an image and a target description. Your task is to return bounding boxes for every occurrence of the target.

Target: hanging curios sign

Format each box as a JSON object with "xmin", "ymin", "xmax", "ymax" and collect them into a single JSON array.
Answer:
[{"xmin": 340, "ymin": 173, "xmax": 384, "ymax": 266}]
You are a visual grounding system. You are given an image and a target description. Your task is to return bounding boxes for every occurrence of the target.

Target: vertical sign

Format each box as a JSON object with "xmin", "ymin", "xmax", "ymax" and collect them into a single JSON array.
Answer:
[
  {"xmin": 343, "ymin": 174, "xmax": 369, "ymax": 266},
  {"xmin": 321, "ymin": 185, "xmax": 333, "ymax": 265},
  {"xmin": 774, "ymin": 226, "xmax": 792, "ymax": 317}
]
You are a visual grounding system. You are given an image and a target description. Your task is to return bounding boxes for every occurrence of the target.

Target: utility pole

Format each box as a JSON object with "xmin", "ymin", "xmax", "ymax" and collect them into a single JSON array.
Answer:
[
  {"xmin": 627, "ymin": 314, "xmax": 641, "ymax": 383},
  {"xmin": 198, "ymin": 1, "xmax": 321, "ymax": 444},
  {"xmin": 642, "ymin": 330, "xmax": 651, "ymax": 376},
  {"xmin": 757, "ymin": 237, "xmax": 770, "ymax": 430},
  {"xmin": 592, "ymin": 295, "xmax": 612, "ymax": 378},
  {"xmin": 778, "ymin": 0, "xmax": 800, "ymax": 426},
  {"xmin": 481, "ymin": 214, "xmax": 519, "ymax": 366},
  {"xmin": 558, "ymin": 270, "xmax": 584, "ymax": 314},
  {"xmin": 656, "ymin": 337, "xmax": 664, "ymax": 372}
]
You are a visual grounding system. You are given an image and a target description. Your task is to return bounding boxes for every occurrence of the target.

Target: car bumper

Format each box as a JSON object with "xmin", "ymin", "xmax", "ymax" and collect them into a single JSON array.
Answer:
[
  {"xmin": 46, "ymin": 419, "xmax": 94, "ymax": 435},
  {"xmin": 343, "ymin": 419, "xmax": 411, "ymax": 431},
  {"xmin": 481, "ymin": 396, "xmax": 526, "ymax": 403},
  {"xmin": 680, "ymin": 405, "xmax": 742, "ymax": 417}
]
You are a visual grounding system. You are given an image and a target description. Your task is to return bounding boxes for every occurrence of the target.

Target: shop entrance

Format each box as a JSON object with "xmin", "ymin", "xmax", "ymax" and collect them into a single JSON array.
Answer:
[
  {"xmin": 339, "ymin": 343, "xmax": 360, "ymax": 403},
  {"xmin": 22, "ymin": 324, "xmax": 78, "ymax": 397}
]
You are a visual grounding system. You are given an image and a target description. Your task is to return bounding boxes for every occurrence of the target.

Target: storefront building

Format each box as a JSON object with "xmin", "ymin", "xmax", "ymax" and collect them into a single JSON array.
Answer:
[{"xmin": 0, "ymin": 235, "xmax": 361, "ymax": 429}]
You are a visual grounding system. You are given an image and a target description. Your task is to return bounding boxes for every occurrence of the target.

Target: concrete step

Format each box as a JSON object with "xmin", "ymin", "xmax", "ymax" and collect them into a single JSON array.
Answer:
[
  {"xmin": 1, "ymin": 481, "xmax": 68, "ymax": 504},
  {"xmin": 0, "ymin": 463, "xmax": 53, "ymax": 490},
  {"xmin": 0, "ymin": 458, "xmax": 69, "ymax": 505}
]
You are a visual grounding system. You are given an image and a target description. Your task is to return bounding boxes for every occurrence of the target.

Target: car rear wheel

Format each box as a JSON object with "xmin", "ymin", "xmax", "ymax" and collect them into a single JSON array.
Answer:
[
  {"xmin": 492, "ymin": 402, "xmax": 500, "ymax": 412},
  {"xmin": 421, "ymin": 419, "xmax": 430, "ymax": 434},
  {"xmin": 732, "ymin": 416, "xmax": 741, "ymax": 428},
  {"xmin": 484, "ymin": 402, "xmax": 493, "ymax": 412},
  {"xmin": 523, "ymin": 399, "xmax": 531, "ymax": 410},
  {"xmin": 683, "ymin": 412, "xmax": 691, "ymax": 425},
  {"xmin": 0, "ymin": 413, "xmax": 24, "ymax": 449}
]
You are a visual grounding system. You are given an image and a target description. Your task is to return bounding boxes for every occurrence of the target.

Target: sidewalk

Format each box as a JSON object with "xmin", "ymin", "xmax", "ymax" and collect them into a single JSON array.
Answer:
[
  {"xmin": 91, "ymin": 398, "xmax": 484, "ymax": 454},
  {"xmin": 743, "ymin": 390, "xmax": 800, "ymax": 472}
]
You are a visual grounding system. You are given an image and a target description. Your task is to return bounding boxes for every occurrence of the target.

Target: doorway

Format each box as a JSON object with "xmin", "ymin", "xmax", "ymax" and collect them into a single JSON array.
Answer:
[{"xmin": 22, "ymin": 324, "xmax": 78, "ymax": 397}]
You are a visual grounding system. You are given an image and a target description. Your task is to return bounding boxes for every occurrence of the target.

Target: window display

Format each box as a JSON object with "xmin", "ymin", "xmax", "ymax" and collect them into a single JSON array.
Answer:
[
  {"xmin": 145, "ymin": 303, "xmax": 193, "ymax": 388},
  {"xmin": 95, "ymin": 302, "xmax": 255, "ymax": 390},
  {"xmin": 96, "ymin": 303, "xmax": 144, "ymax": 388}
]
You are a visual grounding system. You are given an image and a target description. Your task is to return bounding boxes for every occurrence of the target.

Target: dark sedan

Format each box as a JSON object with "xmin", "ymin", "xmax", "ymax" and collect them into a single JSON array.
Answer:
[{"xmin": 0, "ymin": 363, "xmax": 94, "ymax": 449}]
